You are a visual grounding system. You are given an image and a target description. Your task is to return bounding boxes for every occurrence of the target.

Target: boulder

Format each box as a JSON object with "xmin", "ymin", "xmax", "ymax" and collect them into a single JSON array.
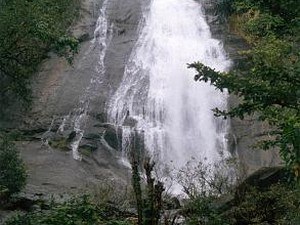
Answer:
[
  {"xmin": 236, "ymin": 166, "xmax": 287, "ymax": 198},
  {"xmin": 103, "ymin": 125, "xmax": 121, "ymax": 151}
]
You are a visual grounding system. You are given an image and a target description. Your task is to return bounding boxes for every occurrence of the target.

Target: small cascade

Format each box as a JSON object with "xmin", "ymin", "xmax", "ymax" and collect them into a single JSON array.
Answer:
[
  {"xmin": 119, "ymin": 126, "xmax": 133, "ymax": 167},
  {"xmin": 41, "ymin": 117, "xmax": 55, "ymax": 149},
  {"xmin": 58, "ymin": 115, "xmax": 69, "ymax": 133},
  {"xmin": 53, "ymin": 0, "xmax": 112, "ymax": 160},
  {"xmin": 108, "ymin": 0, "xmax": 232, "ymax": 179}
]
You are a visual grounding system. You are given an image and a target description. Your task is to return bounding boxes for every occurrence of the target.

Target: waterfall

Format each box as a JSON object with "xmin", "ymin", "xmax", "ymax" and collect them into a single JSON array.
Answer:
[
  {"xmin": 108, "ymin": 0, "xmax": 231, "ymax": 173},
  {"xmin": 56, "ymin": 0, "xmax": 112, "ymax": 160}
]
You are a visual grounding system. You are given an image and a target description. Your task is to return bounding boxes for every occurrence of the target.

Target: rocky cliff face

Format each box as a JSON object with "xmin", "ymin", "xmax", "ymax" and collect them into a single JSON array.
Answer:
[
  {"xmin": 0, "ymin": 0, "xmax": 280, "ymax": 198},
  {"xmin": 1, "ymin": 0, "xmax": 146, "ymax": 198},
  {"xmin": 201, "ymin": 0, "xmax": 281, "ymax": 173}
]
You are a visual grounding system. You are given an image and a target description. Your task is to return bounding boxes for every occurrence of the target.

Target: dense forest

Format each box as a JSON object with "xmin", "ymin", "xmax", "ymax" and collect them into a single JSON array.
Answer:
[{"xmin": 0, "ymin": 0, "xmax": 300, "ymax": 224}]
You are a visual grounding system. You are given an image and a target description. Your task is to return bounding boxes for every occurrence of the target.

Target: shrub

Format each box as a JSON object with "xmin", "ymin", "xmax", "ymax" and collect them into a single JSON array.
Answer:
[
  {"xmin": 4, "ymin": 195, "xmax": 135, "ymax": 225},
  {"xmin": 5, "ymin": 195, "xmax": 100, "ymax": 225},
  {"xmin": 0, "ymin": 136, "xmax": 26, "ymax": 200},
  {"xmin": 92, "ymin": 180, "xmax": 135, "ymax": 210},
  {"xmin": 182, "ymin": 196, "xmax": 230, "ymax": 225},
  {"xmin": 226, "ymin": 184, "xmax": 300, "ymax": 224}
]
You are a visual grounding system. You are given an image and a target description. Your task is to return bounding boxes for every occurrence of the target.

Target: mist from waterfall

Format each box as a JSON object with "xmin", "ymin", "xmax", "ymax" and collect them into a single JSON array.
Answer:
[{"xmin": 108, "ymin": 0, "xmax": 232, "ymax": 173}]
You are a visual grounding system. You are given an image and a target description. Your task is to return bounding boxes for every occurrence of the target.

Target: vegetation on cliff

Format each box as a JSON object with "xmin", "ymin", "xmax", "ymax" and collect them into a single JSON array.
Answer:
[
  {"xmin": 1, "ymin": 0, "xmax": 300, "ymax": 224},
  {"xmin": 0, "ymin": 0, "xmax": 79, "ymax": 112},
  {"xmin": 4, "ymin": 158, "xmax": 300, "ymax": 225},
  {"xmin": 190, "ymin": 0, "xmax": 300, "ymax": 178},
  {"xmin": 0, "ymin": 136, "xmax": 26, "ymax": 201},
  {"xmin": 4, "ymin": 195, "xmax": 133, "ymax": 225}
]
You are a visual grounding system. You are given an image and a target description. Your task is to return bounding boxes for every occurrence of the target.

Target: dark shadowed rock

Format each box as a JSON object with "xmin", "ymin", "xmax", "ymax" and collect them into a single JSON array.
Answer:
[
  {"xmin": 236, "ymin": 166, "xmax": 287, "ymax": 197},
  {"xmin": 103, "ymin": 125, "xmax": 121, "ymax": 150},
  {"xmin": 83, "ymin": 133, "xmax": 101, "ymax": 140},
  {"xmin": 79, "ymin": 139, "xmax": 98, "ymax": 152},
  {"xmin": 67, "ymin": 131, "xmax": 77, "ymax": 141},
  {"xmin": 94, "ymin": 113, "xmax": 106, "ymax": 123}
]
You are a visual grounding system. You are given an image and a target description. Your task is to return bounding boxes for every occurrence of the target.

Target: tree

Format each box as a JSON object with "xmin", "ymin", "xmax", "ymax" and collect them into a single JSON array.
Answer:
[
  {"xmin": 130, "ymin": 131, "xmax": 165, "ymax": 225},
  {"xmin": 0, "ymin": 136, "xmax": 26, "ymax": 200},
  {"xmin": 189, "ymin": 0, "xmax": 300, "ymax": 180},
  {"xmin": 0, "ymin": 0, "xmax": 79, "ymax": 111}
]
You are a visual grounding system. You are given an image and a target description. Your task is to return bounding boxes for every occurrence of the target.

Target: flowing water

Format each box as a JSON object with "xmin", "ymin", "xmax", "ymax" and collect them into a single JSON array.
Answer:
[
  {"xmin": 108, "ymin": 0, "xmax": 232, "ymax": 173},
  {"xmin": 55, "ymin": 0, "xmax": 112, "ymax": 160}
]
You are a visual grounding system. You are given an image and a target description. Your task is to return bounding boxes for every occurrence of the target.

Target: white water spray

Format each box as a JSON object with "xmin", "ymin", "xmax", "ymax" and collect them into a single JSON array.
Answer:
[{"xmin": 108, "ymin": 0, "xmax": 231, "ymax": 170}]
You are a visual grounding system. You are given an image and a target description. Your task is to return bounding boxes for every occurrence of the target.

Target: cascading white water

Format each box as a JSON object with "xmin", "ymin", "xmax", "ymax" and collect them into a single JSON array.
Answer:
[
  {"xmin": 57, "ymin": 0, "xmax": 112, "ymax": 160},
  {"xmin": 108, "ymin": 0, "xmax": 231, "ymax": 170},
  {"xmin": 120, "ymin": 126, "xmax": 133, "ymax": 167}
]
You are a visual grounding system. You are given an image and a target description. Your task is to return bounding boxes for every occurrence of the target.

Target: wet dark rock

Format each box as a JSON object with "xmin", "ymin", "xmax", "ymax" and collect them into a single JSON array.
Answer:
[
  {"xmin": 83, "ymin": 133, "xmax": 101, "ymax": 140},
  {"xmin": 94, "ymin": 113, "xmax": 106, "ymax": 123},
  {"xmin": 78, "ymin": 33, "xmax": 90, "ymax": 42},
  {"xmin": 0, "ymin": 197, "xmax": 37, "ymax": 211},
  {"xmin": 94, "ymin": 123, "xmax": 113, "ymax": 129},
  {"xmin": 20, "ymin": 128, "xmax": 48, "ymax": 136},
  {"xmin": 40, "ymin": 131, "xmax": 56, "ymax": 141},
  {"xmin": 103, "ymin": 125, "xmax": 121, "ymax": 150},
  {"xmin": 67, "ymin": 130, "xmax": 77, "ymax": 141},
  {"xmin": 235, "ymin": 166, "xmax": 287, "ymax": 197},
  {"xmin": 214, "ymin": 167, "xmax": 296, "ymax": 225},
  {"xmin": 79, "ymin": 143, "xmax": 98, "ymax": 152}
]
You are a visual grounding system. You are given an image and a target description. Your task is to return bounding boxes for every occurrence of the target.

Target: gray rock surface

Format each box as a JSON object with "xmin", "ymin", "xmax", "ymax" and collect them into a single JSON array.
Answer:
[
  {"xmin": 201, "ymin": 0, "xmax": 281, "ymax": 173},
  {"xmin": 0, "ymin": 0, "xmax": 145, "ymax": 198},
  {"xmin": 0, "ymin": 0, "xmax": 281, "ymax": 200}
]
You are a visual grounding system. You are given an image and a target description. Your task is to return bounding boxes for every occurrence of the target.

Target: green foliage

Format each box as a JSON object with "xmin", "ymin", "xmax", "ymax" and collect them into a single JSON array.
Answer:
[
  {"xmin": 5, "ymin": 195, "xmax": 134, "ymax": 225},
  {"xmin": 182, "ymin": 196, "xmax": 230, "ymax": 225},
  {"xmin": 231, "ymin": 0, "xmax": 300, "ymax": 22},
  {"xmin": 244, "ymin": 12, "xmax": 284, "ymax": 37},
  {"xmin": 189, "ymin": 0, "xmax": 300, "ymax": 178},
  {"xmin": 92, "ymin": 180, "xmax": 135, "ymax": 210},
  {"xmin": 106, "ymin": 221, "xmax": 132, "ymax": 225},
  {"xmin": 227, "ymin": 184, "xmax": 300, "ymax": 224},
  {"xmin": 0, "ymin": 136, "xmax": 26, "ymax": 199},
  {"xmin": 0, "ymin": 0, "xmax": 79, "ymax": 110},
  {"xmin": 179, "ymin": 161, "xmax": 300, "ymax": 225},
  {"xmin": 229, "ymin": 0, "xmax": 299, "ymax": 41},
  {"xmin": 5, "ymin": 195, "xmax": 98, "ymax": 225}
]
